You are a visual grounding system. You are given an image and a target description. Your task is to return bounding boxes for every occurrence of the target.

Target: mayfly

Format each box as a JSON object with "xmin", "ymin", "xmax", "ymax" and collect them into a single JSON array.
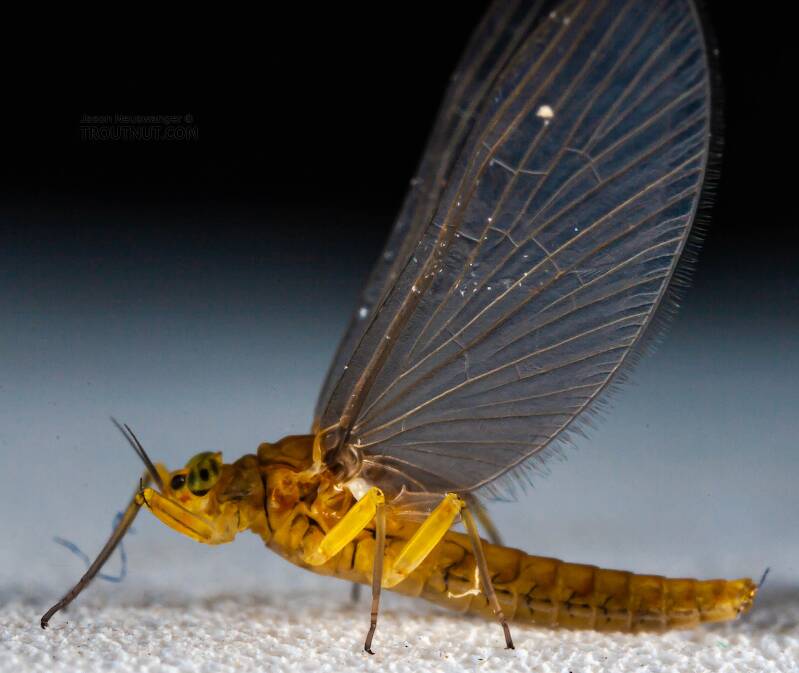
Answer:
[{"xmin": 42, "ymin": 0, "xmax": 758, "ymax": 652}]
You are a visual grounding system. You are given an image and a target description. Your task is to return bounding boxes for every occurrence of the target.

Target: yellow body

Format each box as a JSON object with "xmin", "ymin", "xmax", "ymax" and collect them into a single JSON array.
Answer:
[{"xmin": 139, "ymin": 435, "xmax": 757, "ymax": 633}]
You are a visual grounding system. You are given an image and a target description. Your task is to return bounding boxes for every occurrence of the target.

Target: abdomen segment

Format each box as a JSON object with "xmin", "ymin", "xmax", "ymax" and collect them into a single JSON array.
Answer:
[{"xmin": 413, "ymin": 535, "xmax": 757, "ymax": 632}]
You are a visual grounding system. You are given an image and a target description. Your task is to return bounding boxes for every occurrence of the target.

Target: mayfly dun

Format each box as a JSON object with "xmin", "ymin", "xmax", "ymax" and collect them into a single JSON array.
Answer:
[{"xmin": 42, "ymin": 0, "xmax": 758, "ymax": 653}]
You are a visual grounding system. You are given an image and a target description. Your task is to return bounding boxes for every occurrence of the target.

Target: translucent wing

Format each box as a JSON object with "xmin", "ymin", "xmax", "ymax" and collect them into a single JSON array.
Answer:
[
  {"xmin": 318, "ymin": 0, "xmax": 714, "ymax": 498},
  {"xmin": 314, "ymin": 0, "xmax": 549, "ymax": 427}
]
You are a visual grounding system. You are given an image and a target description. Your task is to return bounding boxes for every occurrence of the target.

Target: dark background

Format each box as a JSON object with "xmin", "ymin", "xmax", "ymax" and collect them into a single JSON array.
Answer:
[{"xmin": 1, "ymin": 1, "xmax": 796, "ymax": 274}]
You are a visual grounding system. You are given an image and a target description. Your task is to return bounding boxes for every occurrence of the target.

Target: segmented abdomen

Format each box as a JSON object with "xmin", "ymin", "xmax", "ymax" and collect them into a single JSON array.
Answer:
[
  {"xmin": 267, "ymin": 496, "xmax": 756, "ymax": 632},
  {"xmin": 408, "ymin": 533, "xmax": 757, "ymax": 632}
]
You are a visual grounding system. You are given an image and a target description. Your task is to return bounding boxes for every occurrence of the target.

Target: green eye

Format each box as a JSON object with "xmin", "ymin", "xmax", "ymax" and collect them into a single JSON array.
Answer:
[{"xmin": 185, "ymin": 451, "xmax": 222, "ymax": 495}]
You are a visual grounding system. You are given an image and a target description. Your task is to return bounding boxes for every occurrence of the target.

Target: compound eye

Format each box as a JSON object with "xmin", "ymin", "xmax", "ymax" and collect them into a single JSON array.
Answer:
[
  {"xmin": 185, "ymin": 452, "xmax": 222, "ymax": 496},
  {"xmin": 170, "ymin": 474, "xmax": 186, "ymax": 490}
]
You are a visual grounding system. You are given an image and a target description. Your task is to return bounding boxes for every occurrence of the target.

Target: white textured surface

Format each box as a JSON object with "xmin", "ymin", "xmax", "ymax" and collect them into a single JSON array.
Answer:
[{"xmin": 2, "ymin": 588, "xmax": 797, "ymax": 673}]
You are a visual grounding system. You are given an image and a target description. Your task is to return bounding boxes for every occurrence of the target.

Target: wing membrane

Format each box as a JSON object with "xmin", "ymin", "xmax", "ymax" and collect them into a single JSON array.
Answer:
[
  {"xmin": 314, "ymin": 0, "xmax": 547, "ymax": 426},
  {"xmin": 318, "ymin": 0, "xmax": 713, "ymax": 497}
]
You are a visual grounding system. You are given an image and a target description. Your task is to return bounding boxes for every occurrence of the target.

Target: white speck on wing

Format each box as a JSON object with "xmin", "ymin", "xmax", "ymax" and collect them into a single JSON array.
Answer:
[{"xmin": 536, "ymin": 104, "xmax": 554, "ymax": 120}]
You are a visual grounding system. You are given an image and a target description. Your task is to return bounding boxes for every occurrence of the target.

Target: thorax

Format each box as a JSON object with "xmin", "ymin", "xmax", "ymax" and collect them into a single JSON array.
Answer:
[{"xmin": 252, "ymin": 435, "xmax": 422, "ymax": 562}]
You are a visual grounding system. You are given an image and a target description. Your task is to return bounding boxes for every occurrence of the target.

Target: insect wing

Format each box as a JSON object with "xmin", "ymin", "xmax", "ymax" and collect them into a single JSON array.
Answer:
[
  {"xmin": 319, "ymin": 0, "xmax": 713, "ymax": 497},
  {"xmin": 314, "ymin": 0, "xmax": 549, "ymax": 428}
]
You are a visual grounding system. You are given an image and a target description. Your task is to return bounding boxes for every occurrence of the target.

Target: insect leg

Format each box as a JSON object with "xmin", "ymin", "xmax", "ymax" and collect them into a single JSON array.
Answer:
[
  {"xmin": 383, "ymin": 493, "xmax": 464, "ymax": 588},
  {"xmin": 41, "ymin": 474, "xmax": 149, "ymax": 628},
  {"xmin": 461, "ymin": 504, "xmax": 515, "ymax": 649},
  {"xmin": 350, "ymin": 582, "xmax": 362, "ymax": 603},
  {"xmin": 137, "ymin": 487, "xmax": 215, "ymax": 542},
  {"xmin": 464, "ymin": 494, "xmax": 503, "ymax": 546},
  {"xmin": 304, "ymin": 487, "xmax": 385, "ymax": 566},
  {"xmin": 363, "ymin": 498, "xmax": 386, "ymax": 654}
]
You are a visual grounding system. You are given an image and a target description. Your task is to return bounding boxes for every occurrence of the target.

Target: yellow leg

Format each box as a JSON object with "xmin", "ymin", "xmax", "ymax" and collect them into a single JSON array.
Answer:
[
  {"xmin": 383, "ymin": 493, "xmax": 464, "ymax": 588},
  {"xmin": 305, "ymin": 487, "xmax": 385, "ymax": 566},
  {"xmin": 302, "ymin": 490, "xmax": 465, "ymax": 654},
  {"xmin": 359, "ymin": 488, "xmax": 471, "ymax": 603},
  {"xmin": 137, "ymin": 488, "xmax": 215, "ymax": 543}
]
